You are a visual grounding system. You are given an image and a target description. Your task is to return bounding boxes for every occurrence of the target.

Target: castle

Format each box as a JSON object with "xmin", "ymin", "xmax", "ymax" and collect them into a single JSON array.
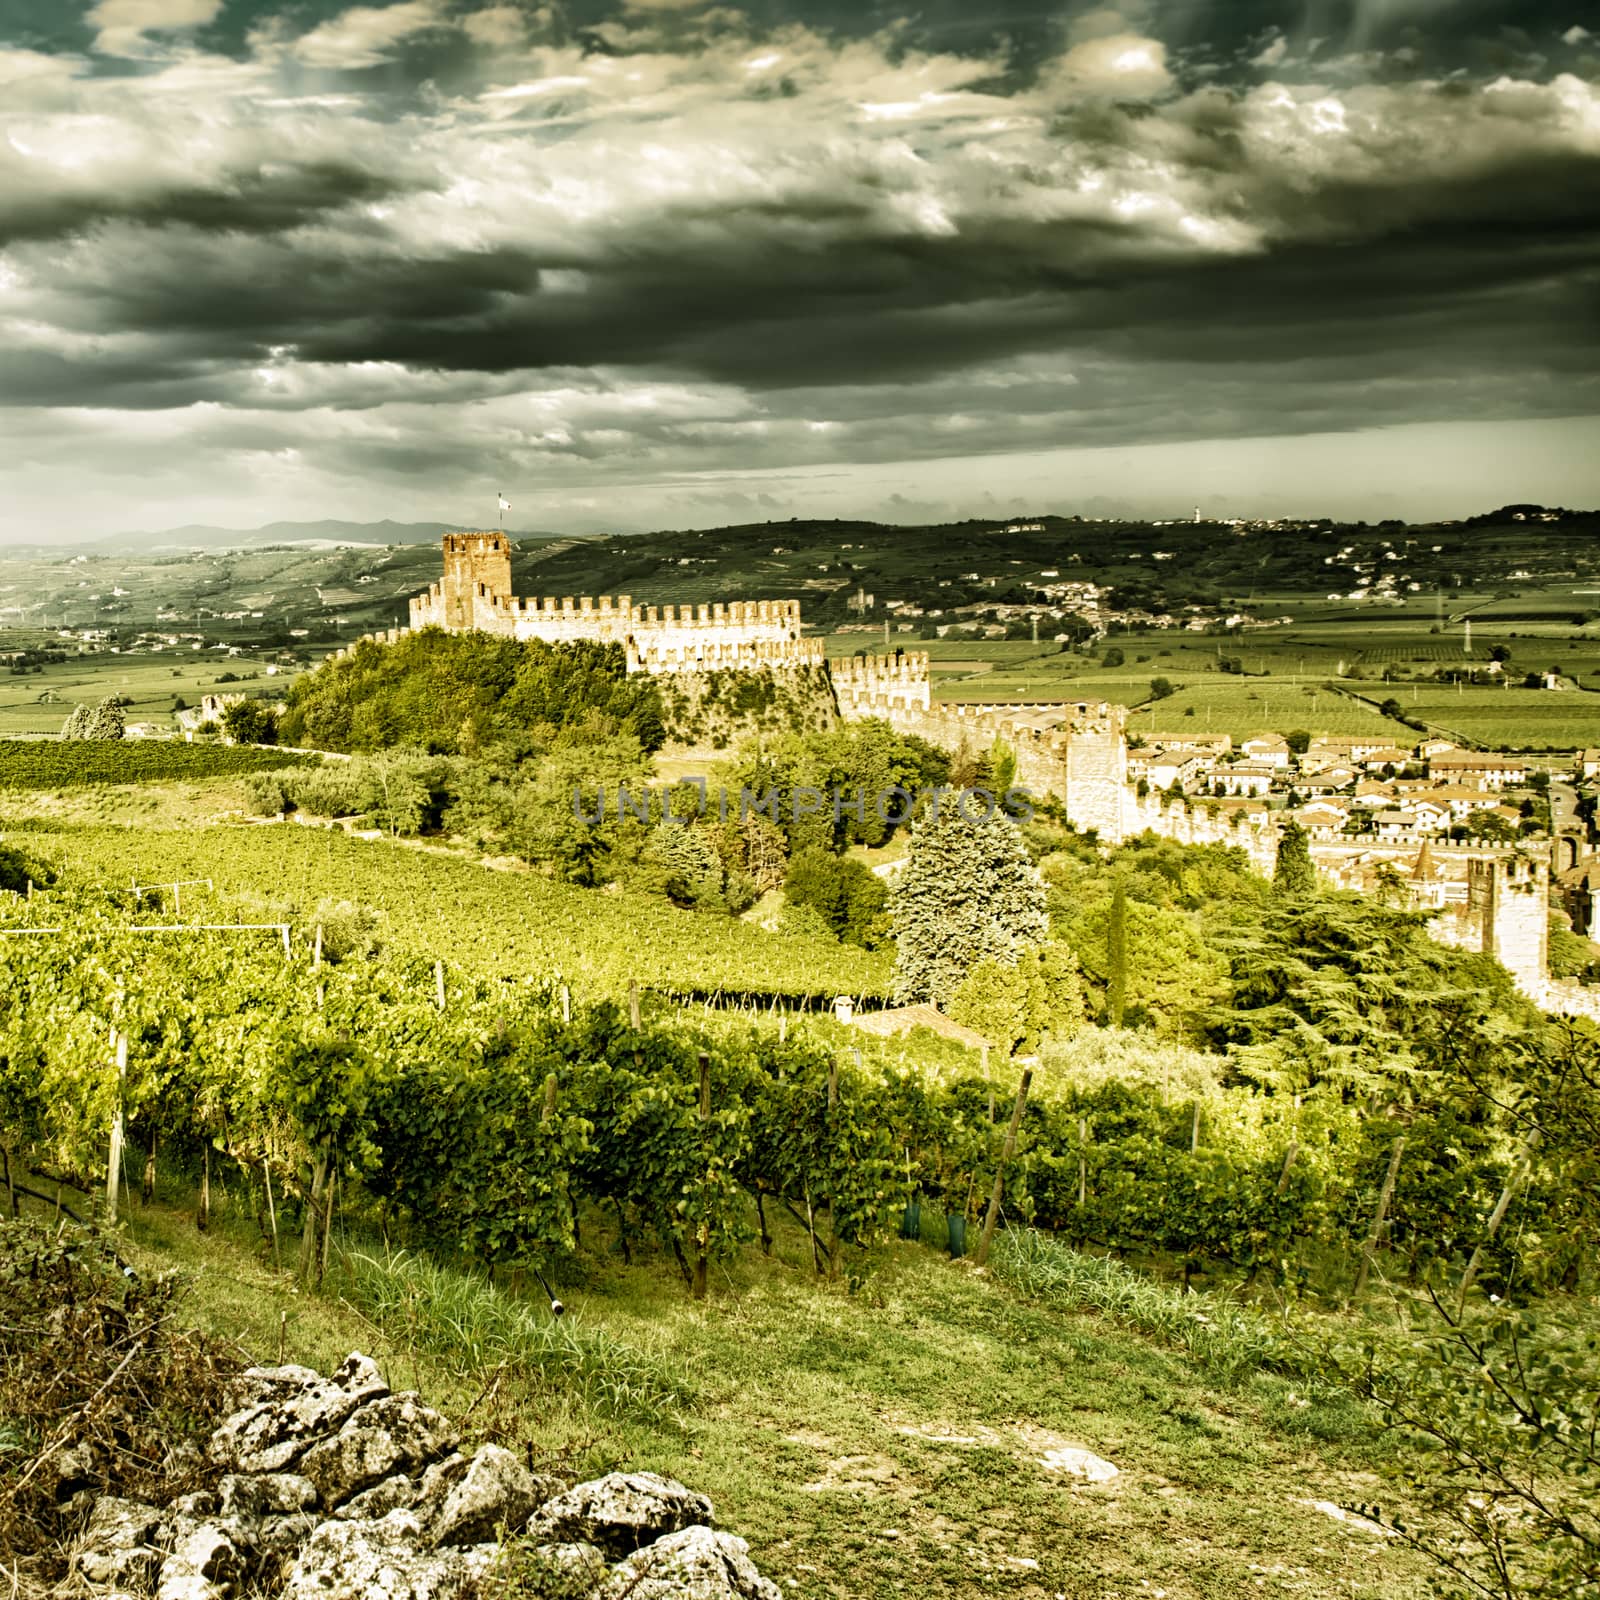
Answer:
[
  {"xmin": 407, "ymin": 532, "xmax": 823, "ymax": 675},
  {"xmin": 398, "ymin": 537, "xmax": 1580, "ymax": 1013}
]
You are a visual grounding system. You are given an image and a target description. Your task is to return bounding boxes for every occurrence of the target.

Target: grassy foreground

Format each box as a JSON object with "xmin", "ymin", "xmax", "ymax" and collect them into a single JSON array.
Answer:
[{"xmin": 84, "ymin": 1179, "xmax": 1432, "ymax": 1600}]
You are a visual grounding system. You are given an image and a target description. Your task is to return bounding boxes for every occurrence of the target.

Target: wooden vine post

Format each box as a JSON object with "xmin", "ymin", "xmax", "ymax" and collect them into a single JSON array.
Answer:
[
  {"xmin": 434, "ymin": 960, "xmax": 446, "ymax": 1013},
  {"xmin": 1077, "ymin": 1115, "xmax": 1088, "ymax": 1209},
  {"xmin": 693, "ymin": 1052, "xmax": 711, "ymax": 1301},
  {"xmin": 1353, "ymin": 1135, "xmax": 1405, "ymax": 1299},
  {"xmin": 975, "ymin": 1068, "xmax": 1032, "ymax": 1268},
  {"xmin": 1458, "ymin": 1129, "xmax": 1541, "ymax": 1308},
  {"xmin": 105, "ymin": 1029, "xmax": 127, "ymax": 1224},
  {"xmin": 629, "ymin": 980, "xmax": 642, "ymax": 1030}
]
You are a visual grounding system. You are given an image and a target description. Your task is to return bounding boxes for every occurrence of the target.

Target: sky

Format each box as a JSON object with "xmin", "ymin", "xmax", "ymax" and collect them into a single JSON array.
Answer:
[{"xmin": 1, "ymin": 0, "xmax": 1597, "ymax": 543}]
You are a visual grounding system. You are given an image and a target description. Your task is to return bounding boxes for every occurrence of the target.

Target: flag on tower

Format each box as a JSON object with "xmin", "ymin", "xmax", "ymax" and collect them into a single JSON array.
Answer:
[{"xmin": 498, "ymin": 494, "xmax": 511, "ymax": 511}]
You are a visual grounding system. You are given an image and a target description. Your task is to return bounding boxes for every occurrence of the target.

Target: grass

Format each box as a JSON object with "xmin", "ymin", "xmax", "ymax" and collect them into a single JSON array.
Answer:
[
  {"xmin": 0, "ymin": 652, "xmax": 320, "ymax": 737},
  {"xmin": 62, "ymin": 1176, "xmax": 1437, "ymax": 1600},
  {"xmin": 12, "ymin": 819, "xmax": 894, "ymax": 1003}
]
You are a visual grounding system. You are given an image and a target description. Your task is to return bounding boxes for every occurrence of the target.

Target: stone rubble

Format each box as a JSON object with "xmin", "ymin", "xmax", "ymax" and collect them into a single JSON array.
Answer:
[{"xmin": 70, "ymin": 1351, "xmax": 780, "ymax": 1600}]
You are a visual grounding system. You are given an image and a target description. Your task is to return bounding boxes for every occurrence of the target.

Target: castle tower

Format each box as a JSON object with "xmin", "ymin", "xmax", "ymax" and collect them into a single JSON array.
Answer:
[{"xmin": 441, "ymin": 532, "xmax": 512, "ymax": 630}]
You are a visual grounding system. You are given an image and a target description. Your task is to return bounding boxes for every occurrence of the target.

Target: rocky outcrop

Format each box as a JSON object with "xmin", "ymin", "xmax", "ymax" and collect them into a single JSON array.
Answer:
[{"xmin": 69, "ymin": 1352, "xmax": 780, "ymax": 1600}]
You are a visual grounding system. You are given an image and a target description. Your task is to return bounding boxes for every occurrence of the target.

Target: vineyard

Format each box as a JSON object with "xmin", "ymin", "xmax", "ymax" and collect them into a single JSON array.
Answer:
[
  {"xmin": 0, "ymin": 882, "xmax": 1571, "ymax": 1304},
  {"xmin": 8, "ymin": 823, "xmax": 893, "ymax": 1003},
  {"xmin": 0, "ymin": 740, "xmax": 318, "ymax": 791}
]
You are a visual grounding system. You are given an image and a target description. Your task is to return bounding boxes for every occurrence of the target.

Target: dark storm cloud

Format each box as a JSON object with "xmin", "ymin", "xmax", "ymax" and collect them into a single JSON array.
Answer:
[
  {"xmin": 1, "ymin": 0, "xmax": 1598, "ymax": 537},
  {"xmin": 0, "ymin": 156, "xmax": 418, "ymax": 246}
]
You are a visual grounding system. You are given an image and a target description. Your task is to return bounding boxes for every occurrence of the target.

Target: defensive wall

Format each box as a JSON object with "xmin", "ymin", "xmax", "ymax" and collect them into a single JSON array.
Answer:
[{"xmin": 408, "ymin": 532, "xmax": 815, "ymax": 674}]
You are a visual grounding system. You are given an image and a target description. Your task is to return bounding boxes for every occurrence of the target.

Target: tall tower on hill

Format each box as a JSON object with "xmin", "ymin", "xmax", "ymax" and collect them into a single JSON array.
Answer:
[{"xmin": 441, "ymin": 532, "xmax": 512, "ymax": 629}]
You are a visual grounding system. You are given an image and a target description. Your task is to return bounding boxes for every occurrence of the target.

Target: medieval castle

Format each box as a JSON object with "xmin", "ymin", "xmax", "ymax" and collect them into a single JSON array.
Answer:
[
  {"xmin": 390, "ymin": 533, "xmax": 1582, "ymax": 1015},
  {"xmin": 407, "ymin": 532, "xmax": 823, "ymax": 674}
]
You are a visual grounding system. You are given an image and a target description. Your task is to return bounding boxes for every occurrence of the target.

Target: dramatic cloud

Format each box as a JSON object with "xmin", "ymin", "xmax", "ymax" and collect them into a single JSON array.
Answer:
[
  {"xmin": 0, "ymin": 0, "xmax": 1596, "ymax": 540},
  {"xmin": 87, "ymin": 0, "xmax": 223, "ymax": 57}
]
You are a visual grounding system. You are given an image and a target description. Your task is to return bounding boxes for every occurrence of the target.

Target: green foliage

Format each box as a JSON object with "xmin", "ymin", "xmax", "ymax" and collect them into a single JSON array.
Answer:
[
  {"xmin": 220, "ymin": 698, "xmax": 279, "ymax": 745},
  {"xmin": 1336, "ymin": 1302, "xmax": 1600, "ymax": 1599},
  {"xmin": 1274, "ymin": 819, "xmax": 1317, "ymax": 897},
  {"xmin": 948, "ymin": 946, "xmax": 1085, "ymax": 1056},
  {"xmin": 783, "ymin": 848, "xmax": 889, "ymax": 948},
  {"xmin": 890, "ymin": 808, "xmax": 1047, "ymax": 1006},
  {"xmin": 1060, "ymin": 893, "xmax": 1226, "ymax": 1037},
  {"xmin": 278, "ymin": 629, "xmax": 664, "ymax": 758},
  {"xmin": 0, "ymin": 741, "xmax": 316, "ymax": 791},
  {"xmin": 0, "ymin": 845, "xmax": 52, "ymax": 896},
  {"xmin": 58, "ymin": 697, "xmax": 124, "ymax": 741}
]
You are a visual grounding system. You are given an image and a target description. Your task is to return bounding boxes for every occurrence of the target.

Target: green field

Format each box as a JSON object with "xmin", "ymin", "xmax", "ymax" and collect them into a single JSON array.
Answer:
[
  {"xmin": 0, "ymin": 651, "xmax": 320, "ymax": 736},
  {"xmin": 15, "ymin": 821, "xmax": 892, "ymax": 1003},
  {"xmin": 0, "ymin": 740, "xmax": 318, "ymax": 790}
]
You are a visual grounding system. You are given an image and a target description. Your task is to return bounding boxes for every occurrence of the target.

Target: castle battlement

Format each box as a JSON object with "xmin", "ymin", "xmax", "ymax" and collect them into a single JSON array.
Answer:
[{"xmin": 407, "ymin": 534, "xmax": 812, "ymax": 675}]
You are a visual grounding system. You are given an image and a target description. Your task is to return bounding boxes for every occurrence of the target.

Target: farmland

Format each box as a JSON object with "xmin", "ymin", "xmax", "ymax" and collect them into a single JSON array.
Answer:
[{"xmin": 13, "ymin": 820, "xmax": 893, "ymax": 1003}]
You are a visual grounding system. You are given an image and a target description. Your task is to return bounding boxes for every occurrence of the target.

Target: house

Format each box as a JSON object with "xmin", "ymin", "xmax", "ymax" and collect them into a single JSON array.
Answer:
[
  {"xmin": 1298, "ymin": 799, "xmax": 1352, "ymax": 838},
  {"xmin": 1302, "ymin": 764, "xmax": 1357, "ymax": 794},
  {"xmin": 1357, "ymin": 746, "xmax": 1413, "ymax": 772},
  {"xmin": 1418, "ymin": 738, "xmax": 1458, "ymax": 760},
  {"xmin": 1577, "ymin": 749, "xmax": 1600, "ymax": 782},
  {"xmin": 1428, "ymin": 752, "xmax": 1529, "ymax": 789},
  {"xmin": 1306, "ymin": 735, "xmax": 1404, "ymax": 766},
  {"xmin": 1432, "ymin": 785, "xmax": 1502, "ymax": 820},
  {"xmin": 1140, "ymin": 732, "xmax": 1233, "ymax": 758},
  {"xmin": 1213, "ymin": 762, "xmax": 1276, "ymax": 798},
  {"xmin": 1353, "ymin": 780, "xmax": 1400, "ymax": 810},
  {"xmin": 1241, "ymin": 735, "xmax": 1292, "ymax": 768},
  {"xmin": 1372, "ymin": 809, "xmax": 1419, "ymax": 841},
  {"xmin": 1148, "ymin": 753, "xmax": 1209, "ymax": 793},
  {"xmin": 1408, "ymin": 798, "xmax": 1451, "ymax": 833}
]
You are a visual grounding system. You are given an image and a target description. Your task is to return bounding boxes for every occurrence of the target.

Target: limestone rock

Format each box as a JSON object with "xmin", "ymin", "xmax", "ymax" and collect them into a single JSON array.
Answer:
[
  {"xmin": 598, "ymin": 1526, "xmax": 782, "ymax": 1600},
  {"xmin": 170, "ymin": 1491, "xmax": 220, "ymax": 1520},
  {"xmin": 282, "ymin": 1508, "xmax": 497, "ymax": 1600},
  {"xmin": 217, "ymin": 1470, "xmax": 319, "ymax": 1518},
  {"xmin": 208, "ymin": 1353, "xmax": 388, "ymax": 1474},
  {"xmin": 299, "ymin": 1393, "xmax": 460, "ymax": 1509},
  {"xmin": 414, "ymin": 1453, "xmax": 470, "ymax": 1507},
  {"xmin": 255, "ymin": 1511, "xmax": 322, "ymax": 1560},
  {"xmin": 335, "ymin": 1472, "xmax": 419, "ymax": 1522},
  {"xmin": 155, "ymin": 1521, "xmax": 241, "ymax": 1600},
  {"xmin": 74, "ymin": 1495, "xmax": 164, "ymax": 1589},
  {"xmin": 428, "ymin": 1444, "xmax": 545, "ymax": 1548},
  {"xmin": 528, "ymin": 1472, "xmax": 714, "ymax": 1559}
]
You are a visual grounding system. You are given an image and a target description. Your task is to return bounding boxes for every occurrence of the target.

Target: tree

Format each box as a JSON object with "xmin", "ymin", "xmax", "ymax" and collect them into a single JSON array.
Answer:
[
  {"xmin": 890, "ymin": 808, "xmax": 1047, "ymax": 1006},
  {"xmin": 783, "ymin": 848, "xmax": 889, "ymax": 948},
  {"xmin": 1101, "ymin": 646, "xmax": 1125, "ymax": 669},
  {"xmin": 1273, "ymin": 819, "xmax": 1316, "ymax": 897},
  {"xmin": 221, "ymin": 699, "xmax": 278, "ymax": 745},
  {"xmin": 1285, "ymin": 729, "xmax": 1311, "ymax": 754},
  {"xmin": 1149, "ymin": 677, "xmax": 1176, "ymax": 701},
  {"xmin": 58, "ymin": 704, "xmax": 91, "ymax": 740},
  {"xmin": 949, "ymin": 946, "xmax": 1085, "ymax": 1056},
  {"xmin": 1107, "ymin": 876, "xmax": 1129, "ymax": 1027}
]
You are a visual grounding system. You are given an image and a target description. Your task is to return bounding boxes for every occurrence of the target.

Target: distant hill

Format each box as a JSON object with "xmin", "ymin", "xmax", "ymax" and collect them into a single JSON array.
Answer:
[{"xmin": 80, "ymin": 519, "xmax": 575, "ymax": 553}]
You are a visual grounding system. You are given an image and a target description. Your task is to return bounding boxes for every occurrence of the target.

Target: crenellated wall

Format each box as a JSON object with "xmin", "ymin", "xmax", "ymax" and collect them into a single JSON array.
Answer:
[{"xmin": 408, "ymin": 533, "xmax": 812, "ymax": 674}]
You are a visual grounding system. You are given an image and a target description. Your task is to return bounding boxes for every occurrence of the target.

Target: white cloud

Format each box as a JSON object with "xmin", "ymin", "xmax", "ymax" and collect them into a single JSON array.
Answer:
[
  {"xmin": 87, "ymin": 0, "xmax": 223, "ymax": 58},
  {"xmin": 1049, "ymin": 33, "xmax": 1172, "ymax": 99},
  {"xmin": 1563, "ymin": 25, "xmax": 1592, "ymax": 46},
  {"xmin": 461, "ymin": 6, "xmax": 537, "ymax": 49},
  {"xmin": 291, "ymin": 1, "xmax": 451, "ymax": 70},
  {"xmin": 1252, "ymin": 35, "xmax": 1290, "ymax": 68}
]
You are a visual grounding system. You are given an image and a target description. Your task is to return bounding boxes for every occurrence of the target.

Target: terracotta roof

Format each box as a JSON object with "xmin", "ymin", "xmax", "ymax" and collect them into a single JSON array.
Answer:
[{"xmin": 851, "ymin": 1004, "xmax": 993, "ymax": 1050}]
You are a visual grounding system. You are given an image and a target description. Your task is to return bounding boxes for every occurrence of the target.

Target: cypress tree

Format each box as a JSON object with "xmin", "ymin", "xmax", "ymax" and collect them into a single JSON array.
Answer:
[
  {"xmin": 1107, "ymin": 875, "xmax": 1128, "ymax": 1028},
  {"xmin": 1273, "ymin": 819, "xmax": 1317, "ymax": 898}
]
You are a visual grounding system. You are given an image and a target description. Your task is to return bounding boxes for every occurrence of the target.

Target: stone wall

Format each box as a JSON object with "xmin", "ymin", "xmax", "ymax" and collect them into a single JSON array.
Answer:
[{"xmin": 409, "ymin": 533, "xmax": 812, "ymax": 675}]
